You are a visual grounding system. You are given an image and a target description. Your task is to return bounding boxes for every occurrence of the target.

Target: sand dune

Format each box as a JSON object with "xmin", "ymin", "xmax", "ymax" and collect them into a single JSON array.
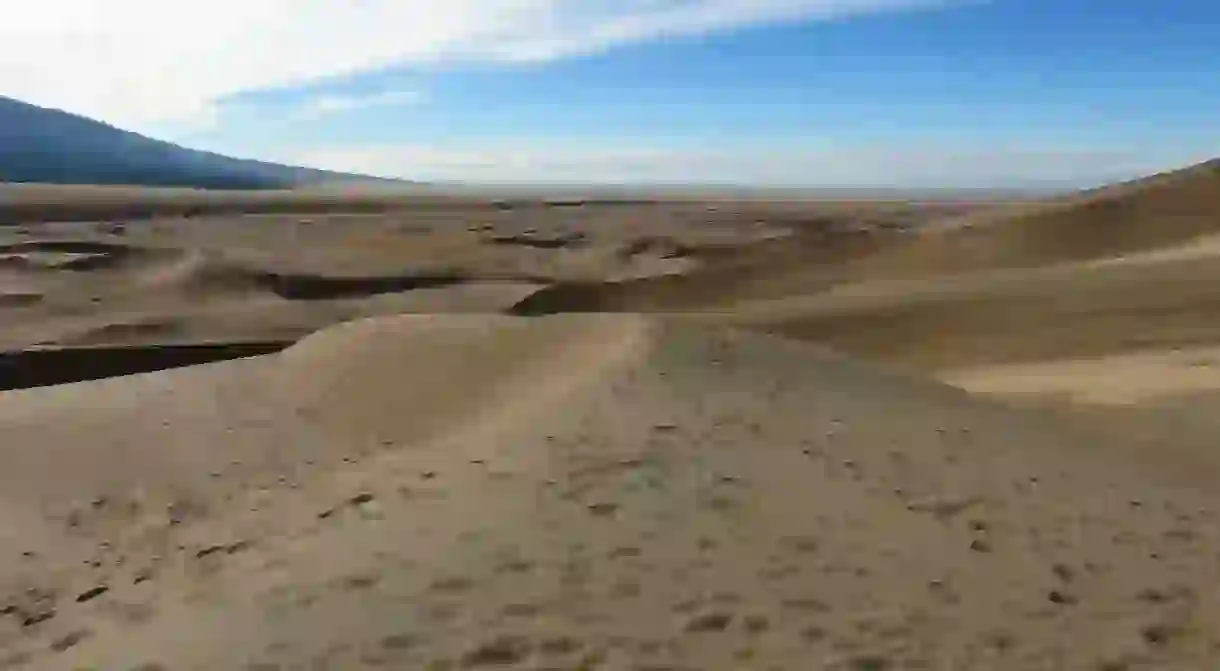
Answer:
[
  {"xmin": 715, "ymin": 254, "xmax": 1220, "ymax": 370},
  {"xmin": 691, "ymin": 160, "xmax": 1220, "ymax": 371},
  {"xmin": 5, "ymin": 162, "xmax": 1220, "ymax": 669},
  {"xmin": 944, "ymin": 346, "xmax": 1220, "ymax": 405},
  {"xmin": 7, "ymin": 197, "xmax": 894, "ymax": 359},
  {"xmin": 3, "ymin": 315, "xmax": 1220, "ymax": 670},
  {"xmin": 844, "ymin": 159, "xmax": 1220, "ymax": 279}
]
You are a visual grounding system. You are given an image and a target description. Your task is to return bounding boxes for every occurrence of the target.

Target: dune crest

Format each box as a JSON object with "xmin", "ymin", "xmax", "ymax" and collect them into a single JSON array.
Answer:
[
  {"xmin": 0, "ymin": 314, "xmax": 1218, "ymax": 668},
  {"xmin": 4, "ymin": 163, "xmax": 1220, "ymax": 668}
]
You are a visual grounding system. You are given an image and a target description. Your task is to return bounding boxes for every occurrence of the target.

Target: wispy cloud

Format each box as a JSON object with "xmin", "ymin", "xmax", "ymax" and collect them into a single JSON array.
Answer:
[
  {"xmin": 0, "ymin": 0, "xmax": 954, "ymax": 131},
  {"xmin": 269, "ymin": 140, "xmax": 1213, "ymax": 189},
  {"xmin": 289, "ymin": 91, "xmax": 425, "ymax": 120}
]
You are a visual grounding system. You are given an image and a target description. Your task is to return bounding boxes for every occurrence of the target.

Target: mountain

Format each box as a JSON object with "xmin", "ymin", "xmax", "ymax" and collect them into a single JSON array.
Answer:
[{"xmin": 0, "ymin": 96, "xmax": 394, "ymax": 189}]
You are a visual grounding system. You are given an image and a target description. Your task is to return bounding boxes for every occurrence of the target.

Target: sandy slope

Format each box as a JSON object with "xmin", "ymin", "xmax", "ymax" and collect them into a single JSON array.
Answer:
[
  {"xmin": 703, "ymin": 160, "xmax": 1220, "ymax": 373},
  {"xmin": 0, "ymin": 200, "xmax": 811, "ymax": 353},
  {"xmin": 943, "ymin": 346, "xmax": 1220, "ymax": 406},
  {"xmin": 4, "ymin": 159, "xmax": 1220, "ymax": 669},
  {"xmin": 0, "ymin": 315, "xmax": 1218, "ymax": 670}
]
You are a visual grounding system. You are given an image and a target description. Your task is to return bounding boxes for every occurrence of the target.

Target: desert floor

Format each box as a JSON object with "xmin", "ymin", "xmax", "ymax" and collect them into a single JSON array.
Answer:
[{"xmin": 4, "ymin": 169, "xmax": 1220, "ymax": 669}]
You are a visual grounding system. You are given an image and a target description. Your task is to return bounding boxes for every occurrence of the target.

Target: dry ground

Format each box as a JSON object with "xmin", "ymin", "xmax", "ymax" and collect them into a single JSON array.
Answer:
[{"xmin": 3, "ymin": 161, "xmax": 1220, "ymax": 669}]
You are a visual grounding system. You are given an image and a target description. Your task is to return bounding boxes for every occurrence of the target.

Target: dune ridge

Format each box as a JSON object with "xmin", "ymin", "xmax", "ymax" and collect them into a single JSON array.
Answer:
[
  {"xmin": 0, "ymin": 315, "xmax": 1216, "ymax": 668},
  {"xmin": 5, "ymin": 160, "xmax": 1220, "ymax": 668}
]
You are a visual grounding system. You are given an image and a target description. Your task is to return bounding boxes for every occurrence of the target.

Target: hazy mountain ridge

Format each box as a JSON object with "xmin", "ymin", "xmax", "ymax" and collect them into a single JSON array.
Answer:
[{"xmin": 0, "ymin": 96, "xmax": 396, "ymax": 189}]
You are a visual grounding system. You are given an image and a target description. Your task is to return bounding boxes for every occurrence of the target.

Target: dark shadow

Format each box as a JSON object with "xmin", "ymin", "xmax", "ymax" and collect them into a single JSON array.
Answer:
[
  {"xmin": 254, "ymin": 271, "xmax": 468, "ymax": 300},
  {"xmin": 0, "ymin": 342, "xmax": 290, "ymax": 391},
  {"xmin": 485, "ymin": 233, "xmax": 587, "ymax": 249}
]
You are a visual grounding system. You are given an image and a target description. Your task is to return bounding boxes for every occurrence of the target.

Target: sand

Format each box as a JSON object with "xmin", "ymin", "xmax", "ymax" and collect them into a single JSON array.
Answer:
[{"xmin": 3, "ymin": 162, "xmax": 1220, "ymax": 669}]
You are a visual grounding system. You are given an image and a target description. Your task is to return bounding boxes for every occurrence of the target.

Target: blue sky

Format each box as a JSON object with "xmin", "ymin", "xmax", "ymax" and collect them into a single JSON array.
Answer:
[{"xmin": 3, "ymin": 0, "xmax": 1218, "ymax": 188}]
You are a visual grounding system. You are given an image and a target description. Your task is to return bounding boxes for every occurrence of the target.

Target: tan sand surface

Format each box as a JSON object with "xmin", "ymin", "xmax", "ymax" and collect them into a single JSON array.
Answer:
[
  {"xmin": 944, "ymin": 346, "xmax": 1220, "ymax": 406},
  {"xmin": 3, "ymin": 161, "xmax": 1220, "ymax": 669},
  {"xmin": 3, "ymin": 315, "xmax": 1220, "ymax": 670}
]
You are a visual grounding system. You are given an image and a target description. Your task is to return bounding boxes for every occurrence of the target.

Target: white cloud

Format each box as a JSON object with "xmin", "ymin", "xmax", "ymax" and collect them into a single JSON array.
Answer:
[
  {"xmin": 289, "ymin": 91, "xmax": 426, "ymax": 120},
  {"xmin": 0, "ymin": 0, "xmax": 948, "ymax": 131},
  {"xmin": 271, "ymin": 140, "xmax": 1213, "ymax": 189}
]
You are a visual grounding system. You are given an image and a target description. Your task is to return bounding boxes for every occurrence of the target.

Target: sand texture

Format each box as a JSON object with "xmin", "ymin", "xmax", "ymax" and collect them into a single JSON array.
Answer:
[{"xmin": 3, "ymin": 162, "xmax": 1220, "ymax": 669}]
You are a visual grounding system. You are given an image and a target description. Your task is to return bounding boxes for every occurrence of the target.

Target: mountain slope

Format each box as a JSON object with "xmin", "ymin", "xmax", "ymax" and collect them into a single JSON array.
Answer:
[{"xmin": 0, "ymin": 96, "xmax": 393, "ymax": 189}]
